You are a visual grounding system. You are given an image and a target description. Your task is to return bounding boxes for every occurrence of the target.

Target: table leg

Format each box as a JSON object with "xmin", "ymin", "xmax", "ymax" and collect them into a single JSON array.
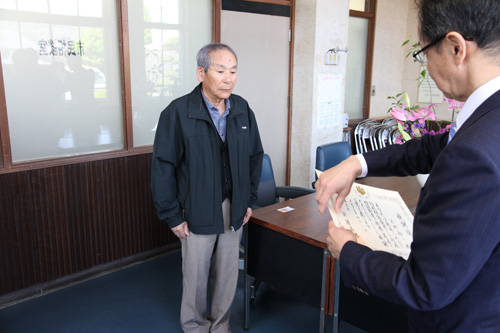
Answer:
[
  {"xmin": 319, "ymin": 249, "xmax": 327, "ymax": 333},
  {"xmin": 333, "ymin": 260, "xmax": 340, "ymax": 333},
  {"xmin": 243, "ymin": 225, "xmax": 250, "ymax": 330}
]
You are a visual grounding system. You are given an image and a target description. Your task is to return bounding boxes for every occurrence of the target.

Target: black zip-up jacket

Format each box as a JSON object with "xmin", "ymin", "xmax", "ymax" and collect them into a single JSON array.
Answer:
[{"xmin": 151, "ymin": 84, "xmax": 263, "ymax": 234}]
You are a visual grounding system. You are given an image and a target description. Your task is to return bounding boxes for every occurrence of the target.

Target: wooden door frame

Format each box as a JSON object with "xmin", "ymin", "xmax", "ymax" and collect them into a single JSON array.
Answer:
[{"xmin": 349, "ymin": 0, "xmax": 377, "ymax": 123}]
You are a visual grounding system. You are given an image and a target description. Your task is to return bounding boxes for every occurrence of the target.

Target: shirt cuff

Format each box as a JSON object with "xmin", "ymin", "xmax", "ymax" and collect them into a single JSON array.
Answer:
[{"xmin": 356, "ymin": 154, "xmax": 368, "ymax": 178}]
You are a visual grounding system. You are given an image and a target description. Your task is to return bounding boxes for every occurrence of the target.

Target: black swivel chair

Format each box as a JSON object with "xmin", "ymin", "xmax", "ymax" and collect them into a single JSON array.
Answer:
[
  {"xmin": 244, "ymin": 153, "xmax": 314, "ymax": 303},
  {"xmin": 242, "ymin": 154, "xmax": 314, "ymax": 268},
  {"xmin": 313, "ymin": 141, "xmax": 352, "ymax": 188},
  {"xmin": 254, "ymin": 153, "xmax": 315, "ymax": 209}
]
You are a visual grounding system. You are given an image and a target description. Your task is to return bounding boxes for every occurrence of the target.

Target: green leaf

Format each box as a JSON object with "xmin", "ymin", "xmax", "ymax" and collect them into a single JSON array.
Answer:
[
  {"xmin": 403, "ymin": 91, "xmax": 411, "ymax": 107},
  {"xmin": 398, "ymin": 123, "xmax": 412, "ymax": 141},
  {"xmin": 402, "ymin": 131, "xmax": 412, "ymax": 141}
]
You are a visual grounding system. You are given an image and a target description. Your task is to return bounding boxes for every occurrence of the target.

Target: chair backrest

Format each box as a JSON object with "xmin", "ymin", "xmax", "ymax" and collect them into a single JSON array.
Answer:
[
  {"xmin": 315, "ymin": 141, "xmax": 352, "ymax": 174},
  {"xmin": 253, "ymin": 154, "xmax": 277, "ymax": 208}
]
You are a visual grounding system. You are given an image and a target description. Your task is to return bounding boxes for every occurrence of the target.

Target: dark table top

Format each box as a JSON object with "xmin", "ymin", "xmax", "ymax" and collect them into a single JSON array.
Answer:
[{"xmin": 250, "ymin": 176, "xmax": 421, "ymax": 248}]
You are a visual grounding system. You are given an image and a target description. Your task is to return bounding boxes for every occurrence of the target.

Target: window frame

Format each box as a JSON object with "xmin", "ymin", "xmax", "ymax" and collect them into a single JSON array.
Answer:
[
  {"xmin": 0, "ymin": 0, "xmax": 221, "ymax": 174},
  {"xmin": 348, "ymin": 0, "xmax": 377, "ymax": 123}
]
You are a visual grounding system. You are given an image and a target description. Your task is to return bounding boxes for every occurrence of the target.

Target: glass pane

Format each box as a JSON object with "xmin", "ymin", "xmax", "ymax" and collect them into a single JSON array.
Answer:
[
  {"xmin": 18, "ymin": 0, "xmax": 48, "ymax": 13},
  {"xmin": 162, "ymin": 0, "xmax": 179, "ymax": 24},
  {"xmin": 128, "ymin": 0, "xmax": 211, "ymax": 147},
  {"xmin": 0, "ymin": 0, "xmax": 124, "ymax": 162},
  {"xmin": 143, "ymin": 0, "xmax": 179, "ymax": 24},
  {"xmin": 79, "ymin": 0, "xmax": 103, "ymax": 18},
  {"xmin": 345, "ymin": 16, "xmax": 369, "ymax": 120},
  {"xmin": 49, "ymin": 0, "xmax": 78, "ymax": 16},
  {"xmin": 0, "ymin": 0, "xmax": 16, "ymax": 10},
  {"xmin": 349, "ymin": 0, "xmax": 370, "ymax": 12}
]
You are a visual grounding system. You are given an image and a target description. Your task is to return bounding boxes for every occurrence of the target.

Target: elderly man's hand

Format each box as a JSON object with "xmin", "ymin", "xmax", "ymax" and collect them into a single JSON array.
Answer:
[
  {"xmin": 243, "ymin": 207, "xmax": 252, "ymax": 225},
  {"xmin": 326, "ymin": 220, "xmax": 358, "ymax": 259},
  {"xmin": 315, "ymin": 155, "xmax": 362, "ymax": 215},
  {"xmin": 171, "ymin": 221, "xmax": 190, "ymax": 240}
]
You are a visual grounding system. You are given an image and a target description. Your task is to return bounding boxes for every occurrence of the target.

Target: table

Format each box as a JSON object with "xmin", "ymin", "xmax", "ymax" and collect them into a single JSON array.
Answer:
[{"xmin": 244, "ymin": 176, "xmax": 421, "ymax": 333}]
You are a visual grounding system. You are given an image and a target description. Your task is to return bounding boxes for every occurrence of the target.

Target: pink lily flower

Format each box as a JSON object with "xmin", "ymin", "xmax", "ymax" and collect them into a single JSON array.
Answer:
[
  {"xmin": 389, "ymin": 104, "xmax": 409, "ymax": 121},
  {"xmin": 444, "ymin": 98, "xmax": 465, "ymax": 111},
  {"xmin": 410, "ymin": 104, "xmax": 436, "ymax": 124},
  {"xmin": 394, "ymin": 134, "xmax": 405, "ymax": 144}
]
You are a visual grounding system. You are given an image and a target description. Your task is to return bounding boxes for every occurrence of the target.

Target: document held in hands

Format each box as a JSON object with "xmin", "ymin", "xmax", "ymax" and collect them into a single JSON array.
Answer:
[{"xmin": 327, "ymin": 181, "xmax": 414, "ymax": 259}]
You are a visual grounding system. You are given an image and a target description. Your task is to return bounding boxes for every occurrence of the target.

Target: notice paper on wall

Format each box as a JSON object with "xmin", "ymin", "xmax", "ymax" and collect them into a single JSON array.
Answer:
[
  {"xmin": 317, "ymin": 74, "xmax": 343, "ymax": 129},
  {"xmin": 417, "ymin": 66, "xmax": 443, "ymax": 104}
]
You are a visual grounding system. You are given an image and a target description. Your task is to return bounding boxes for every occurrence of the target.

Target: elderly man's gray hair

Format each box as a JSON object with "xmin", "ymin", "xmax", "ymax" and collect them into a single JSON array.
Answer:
[{"xmin": 196, "ymin": 43, "xmax": 238, "ymax": 72}]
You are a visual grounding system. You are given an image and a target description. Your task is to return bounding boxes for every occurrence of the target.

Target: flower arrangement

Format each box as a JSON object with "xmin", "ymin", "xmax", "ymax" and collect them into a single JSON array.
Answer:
[
  {"xmin": 388, "ymin": 92, "xmax": 461, "ymax": 144},
  {"xmin": 444, "ymin": 98, "xmax": 464, "ymax": 122}
]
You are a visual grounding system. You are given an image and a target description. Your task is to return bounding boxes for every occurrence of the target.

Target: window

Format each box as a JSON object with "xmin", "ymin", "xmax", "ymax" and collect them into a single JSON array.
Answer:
[
  {"xmin": 128, "ymin": 0, "xmax": 211, "ymax": 147},
  {"xmin": 349, "ymin": 0, "xmax": 371, "ymax": 12},
  {"xmin": 0, "ymin": 0, "xmax": 123, "ymax": 162},
  {"xmin": 345, "ymin": 0, "xmax": 376, "ymax": 121},
  {"xmin": 0, "ymin": 0, "xmax": 212, "ymax": 170}
]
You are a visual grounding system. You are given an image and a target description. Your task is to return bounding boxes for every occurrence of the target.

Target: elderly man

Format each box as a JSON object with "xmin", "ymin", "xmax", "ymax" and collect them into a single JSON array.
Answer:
[
  {"xmin": 316, "ymin": 0, "xmax": 500, "ymax": 331},
  {"xmin": 151, "ymin": 43, "xmax": 263, "ymax": 332}
]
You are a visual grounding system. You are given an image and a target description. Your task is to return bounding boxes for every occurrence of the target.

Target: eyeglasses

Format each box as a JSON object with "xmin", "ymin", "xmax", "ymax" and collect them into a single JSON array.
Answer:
[{"xmin": 412, "ymin": 35, "xmax": 446, "ymax": 64}]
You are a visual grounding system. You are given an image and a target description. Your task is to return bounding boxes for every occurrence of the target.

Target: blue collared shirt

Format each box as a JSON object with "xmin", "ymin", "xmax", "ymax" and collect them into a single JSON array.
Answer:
[{"xmin": 202, "ymin": 91, "xmax": 230, "ymax": 142}]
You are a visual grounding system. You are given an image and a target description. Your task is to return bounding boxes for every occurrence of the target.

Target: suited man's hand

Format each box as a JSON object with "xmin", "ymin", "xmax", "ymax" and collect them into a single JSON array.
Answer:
[
  {"xmin": 315, "ymin": 155, "xmax": 362, "ymax": 215},
  {"xmin": 327, "ymin": 220, "xmax": 357, "ymax": 259},
  {"xmin": 172, "ymin": 221, "xmax": 190, "ymax": 240}
]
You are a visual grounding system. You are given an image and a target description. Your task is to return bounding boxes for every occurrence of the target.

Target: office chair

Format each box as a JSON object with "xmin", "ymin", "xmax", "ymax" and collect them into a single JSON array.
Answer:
[
  {"xmin": 244, "ymin": 154, "xmax": 314, "ymax": 302},
  {"xmin": 313, "ymin": 141, "xmax": 353, "ymax": 188},
  {"xmin": 253, "ymin": 154, "xmax": 315, "ymax": 208}
]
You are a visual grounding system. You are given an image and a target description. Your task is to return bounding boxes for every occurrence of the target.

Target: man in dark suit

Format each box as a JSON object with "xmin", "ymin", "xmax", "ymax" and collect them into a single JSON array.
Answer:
[{"xmin": 315, "ymin": 0, "xmax": 500, "ymax": 331}]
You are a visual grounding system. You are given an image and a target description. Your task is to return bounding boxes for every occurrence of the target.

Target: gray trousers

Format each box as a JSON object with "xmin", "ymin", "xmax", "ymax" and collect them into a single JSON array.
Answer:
[{"xmin": 180, "ymin": 199, "xmax": 243, "ymax": 333}]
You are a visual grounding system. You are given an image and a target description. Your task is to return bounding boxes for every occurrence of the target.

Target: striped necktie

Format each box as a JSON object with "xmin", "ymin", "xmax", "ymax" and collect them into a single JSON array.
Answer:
[{"xmin": 448, "ymin": 121, "xmax": 457, "ymax": 144}]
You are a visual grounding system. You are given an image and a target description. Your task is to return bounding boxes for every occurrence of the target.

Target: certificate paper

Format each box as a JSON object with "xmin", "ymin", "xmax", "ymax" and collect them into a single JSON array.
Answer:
[{"xmin": 328, "ymin": 182, "xmax": 413, "ymax": 259}]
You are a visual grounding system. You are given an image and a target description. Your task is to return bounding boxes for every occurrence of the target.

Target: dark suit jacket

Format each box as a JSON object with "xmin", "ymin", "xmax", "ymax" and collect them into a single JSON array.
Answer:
[{"xmin": 340, "ymin": 90, "xmax": 500, "ymax": 332}]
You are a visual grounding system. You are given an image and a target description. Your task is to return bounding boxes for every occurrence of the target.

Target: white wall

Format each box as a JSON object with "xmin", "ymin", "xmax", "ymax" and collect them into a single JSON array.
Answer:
[
  {"xmin": 290, "ymin": 0, "xmax": 349, "ymax": 188},
  {"xmin": 369, "ymin": 0, "xmax": 410, "ymax": 119},
  {"xmin": 370, "ymin": 0, "xmax": 452, "ymax": 122}
]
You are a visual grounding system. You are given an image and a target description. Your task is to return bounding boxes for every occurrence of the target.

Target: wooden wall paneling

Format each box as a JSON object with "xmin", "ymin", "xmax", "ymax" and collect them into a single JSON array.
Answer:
[
  {"xmin": 130, "ymin": 156, "xmax": 145, "ymax": 251},
  {"xmin": 112, "ymin": 157, "xmax": 133, "ymax": 258},
  {"xmin": 11, "ymin": 173, "xmax": 39, "ymax": 290},
  {"xmin": 65, "ymin": 163, "xmax": 87, "ymax": 272},
  {"xmin": 0, "ymin": 153, "xmax": 178, "ymax": 301},
  {"xmin": 0, "ymin": 173, "xmax": 20, "ymax": 294},
  {"xmin": 31, "ymin": 167, "xmax": 72, "ymax": 282}
]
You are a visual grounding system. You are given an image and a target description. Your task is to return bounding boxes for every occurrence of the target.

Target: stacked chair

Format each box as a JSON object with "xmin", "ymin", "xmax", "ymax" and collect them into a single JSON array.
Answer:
[{"xmin": 353, "ymin": 118, "xmax": 399, "ymax": 154}]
